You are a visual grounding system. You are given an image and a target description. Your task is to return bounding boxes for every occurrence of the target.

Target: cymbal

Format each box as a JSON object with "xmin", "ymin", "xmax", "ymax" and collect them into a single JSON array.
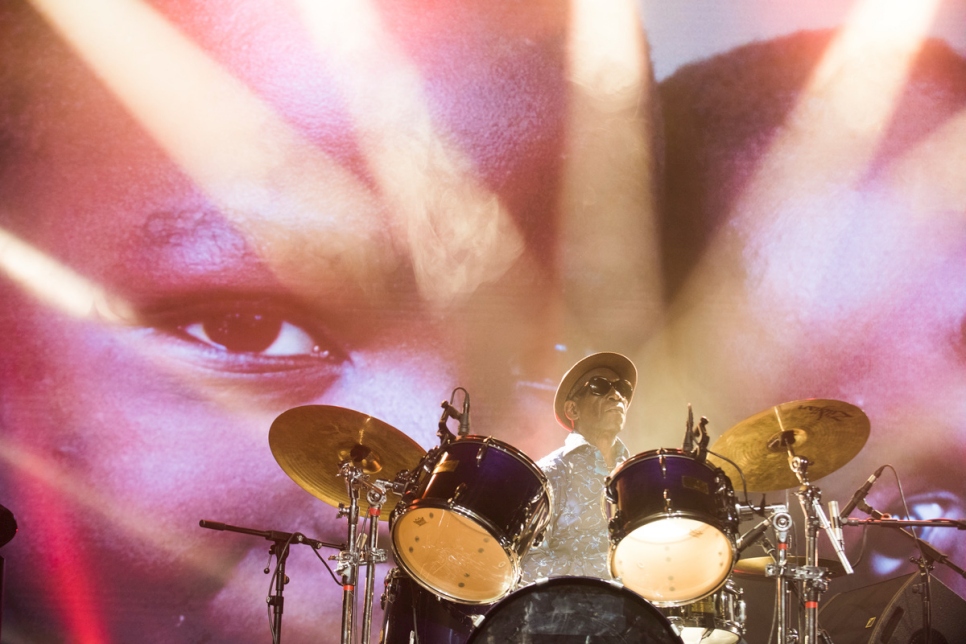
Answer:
[
  {"xmin": 269, "ymin": 405, "xmax": 425, "ymax": 512},
  {"xmin": 707, "ymin": 399, "xmax": 869, "ymax": 492},
  {"xmin": 734, "ymin": 556, "xmax": 848, "ymax": 579}
]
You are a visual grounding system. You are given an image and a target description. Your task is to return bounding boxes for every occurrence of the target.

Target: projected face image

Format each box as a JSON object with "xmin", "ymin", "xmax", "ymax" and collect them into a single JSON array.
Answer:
[
  {"xmin": 660, "ymin": 30, "xmax": 966, "ymax": 595},
  {"xmin": 0, "ymin": 1, "xmax": 662, "ymax": 641}
]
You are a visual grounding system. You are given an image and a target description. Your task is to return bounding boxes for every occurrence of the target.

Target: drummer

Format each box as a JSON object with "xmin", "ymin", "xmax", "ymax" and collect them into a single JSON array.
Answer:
[{"xmin": 520, "ymin": 352, "xmax": 637, "ymax": 580}]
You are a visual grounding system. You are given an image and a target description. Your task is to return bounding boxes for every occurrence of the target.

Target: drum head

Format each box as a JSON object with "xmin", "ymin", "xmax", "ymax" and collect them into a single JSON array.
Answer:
[
  {"xmin": 611, "ymin": 517, "xmax": 733, "ymax": 606},
  {"xmin": 466, "ymin": 576, "xmax": 681, "ymax": 643},
  {"xmin": 393, "ymin": 506, "xmax": 515, "ymax": 604}
]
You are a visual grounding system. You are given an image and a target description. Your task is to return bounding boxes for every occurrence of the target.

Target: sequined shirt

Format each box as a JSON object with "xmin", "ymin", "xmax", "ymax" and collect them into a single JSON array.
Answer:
[{"xmin": 520, "ymin": 431, "xmax": 629, "ymax": 581}]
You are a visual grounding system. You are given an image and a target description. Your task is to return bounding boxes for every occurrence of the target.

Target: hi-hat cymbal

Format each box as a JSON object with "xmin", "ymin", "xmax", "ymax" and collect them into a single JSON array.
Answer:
[
  {"xmin": 734, "ymin": 556, "xmax": 848, "ymax": 579},
  {"xmin": 707, "ymin": 399, "xmax": 870, "ymax": 492},
  {"xmin": 269, "ymin": 405, "xmax": 425, "ymax": 512}
]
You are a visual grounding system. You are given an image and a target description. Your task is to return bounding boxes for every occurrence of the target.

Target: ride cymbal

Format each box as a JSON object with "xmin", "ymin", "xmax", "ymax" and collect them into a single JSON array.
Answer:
[
  {"xmin": 707, "ymin": 399, "xmax": 870, "ymax": 492},
  {"xmin": 269, "ymin": 405, "xmax": 425, "ymax": 512}
]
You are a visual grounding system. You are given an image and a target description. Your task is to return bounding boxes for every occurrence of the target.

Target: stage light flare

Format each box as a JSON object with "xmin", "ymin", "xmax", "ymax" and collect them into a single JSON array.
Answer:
[
  {"xmin": 557, "ymin": 0, "xmax": 665, "ymax": 344},
  {"xmin": 295, "ymin": 0, "xmax": 526, "ymax": 305},
  {"xmin": 27, "ymin": 0, "xmax": 394, "ymax": 299},
  {"xmin": 0, "ymin": 224, "xmax": 133, "ymax": 322}
]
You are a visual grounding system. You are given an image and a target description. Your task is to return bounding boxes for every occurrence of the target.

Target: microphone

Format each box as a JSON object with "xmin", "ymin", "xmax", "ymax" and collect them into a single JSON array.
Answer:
[
  {"xmin": 458, "ymin": 391, "xmax": 471, "ymax": 436},
  {"xmin": 736, "ymin": 515, "xmax": 772, "ymax": 554},
  {"xmin": 828, "ymin": 500, "xmax": 844, "ymax": 550},
  {"xmin": 839, "ymin": 465, "xmax": 887, "ymax": 519}
]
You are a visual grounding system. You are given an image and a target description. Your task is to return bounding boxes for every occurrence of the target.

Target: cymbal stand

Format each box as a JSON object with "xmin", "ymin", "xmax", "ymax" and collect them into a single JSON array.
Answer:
[
  {"xmin": 786, "ymin": 448, "xmax": 853, "ymax": 644},
  {"xmin": 334, "ymin": 461, "xmax": 390, "ymax": 644}
]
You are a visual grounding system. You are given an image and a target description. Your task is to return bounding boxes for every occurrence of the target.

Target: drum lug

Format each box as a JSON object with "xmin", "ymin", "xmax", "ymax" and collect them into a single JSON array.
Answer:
[
  {"xmin": 477, "ymin": 438, "xmax": 491, "ymax": 467},
  {"xmin": 532, "ymin": 528, "xmax": 546, "ymax": 547},
  {"xmin": 381, "ymin": 572, "xmax": 399, "ymax": 611},
  {"xmin": 449, "ymin": 482, "xmax": 467, "ymax": 505},
  {"xmin": 607, "ymin": 512, "xmax": 624, "ymax": 544}
]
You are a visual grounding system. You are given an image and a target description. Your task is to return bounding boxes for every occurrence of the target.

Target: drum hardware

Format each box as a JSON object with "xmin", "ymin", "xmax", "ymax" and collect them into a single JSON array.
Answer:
[
  {"xmin": 737, "ymin": 501, "xmax": 789, "ymax": 521},
  {"xmin": 682, "ymin": 403, "xmax": 711, "ymax": 463},
  {"xmin": 331, "ymin": 461, "xmax": 394, "ymax": 644},
  {"xmin": 197, "ymin": 519, "xmax": 342, "ymax": 644},
  {"xmin": 734, "ymin": 509, "xmax": 788, "ymax": 557},
  {"xmin": 475, "ymin": 438, "xmax": 490, "ymax": 466}
]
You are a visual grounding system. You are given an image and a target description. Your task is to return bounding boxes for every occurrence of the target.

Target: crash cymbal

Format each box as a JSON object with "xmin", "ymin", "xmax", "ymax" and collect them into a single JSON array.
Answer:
[
  {"xmin": 269, "ymin": 405, "xmax": 425, "ymax": 512},
  {"xmin": 733, "ymin": 556, "xmax": 847, "ymax": 579},
  {"xmin": 707, "ymin": 399, "xmax": 869, "ymax": 492}
]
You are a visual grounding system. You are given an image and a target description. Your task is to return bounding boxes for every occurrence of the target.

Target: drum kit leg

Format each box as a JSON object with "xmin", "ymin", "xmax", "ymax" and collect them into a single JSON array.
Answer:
[{"xmin": 196, "ymin": 397, "xmax": 965, "ymax": 643}]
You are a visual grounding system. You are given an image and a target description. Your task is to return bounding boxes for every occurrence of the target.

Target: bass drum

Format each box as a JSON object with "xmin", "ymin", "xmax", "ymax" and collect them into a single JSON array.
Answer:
[
  {"xmin": 379, "ymin": 568, "xmax": 489, "ymax": 644},
  {"xmin": 658, "ymin": 580, "xmax": 746, "ymax": 644},
  {"xmin": 466, "ymin": 576, "xmax": 682, "ymax": 643},
  {"xmin": 391, "ymin": 436, "xmax": 552, "ymax": 604},
  {"xmin": 606, "ymin": 448, "xmax": 739, "ymax": 606}
]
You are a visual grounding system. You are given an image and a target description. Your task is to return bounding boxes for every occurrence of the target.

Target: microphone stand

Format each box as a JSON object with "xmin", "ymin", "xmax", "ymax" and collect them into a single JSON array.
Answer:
[{"xmin": 198, "ymin": 520, "xmax": 342, "ymax": 644}]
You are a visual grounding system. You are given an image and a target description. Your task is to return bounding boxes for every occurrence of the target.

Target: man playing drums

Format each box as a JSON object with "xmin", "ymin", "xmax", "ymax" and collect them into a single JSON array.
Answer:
[{"xmin": 521, "ymin": 352, "xmax": 637, "ymax": 580}]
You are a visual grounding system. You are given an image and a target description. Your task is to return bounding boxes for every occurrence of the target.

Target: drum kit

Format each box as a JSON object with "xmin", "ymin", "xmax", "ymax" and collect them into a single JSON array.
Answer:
[{"xmin": 200, "ymin": 395, "xmax": 965, "ymax": 643}]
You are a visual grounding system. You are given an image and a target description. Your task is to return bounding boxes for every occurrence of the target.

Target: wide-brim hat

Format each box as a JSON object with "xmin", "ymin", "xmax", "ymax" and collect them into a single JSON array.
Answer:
[{"xmin": 553, "ymin": 352, "xmax": 637, "ymax": 430}]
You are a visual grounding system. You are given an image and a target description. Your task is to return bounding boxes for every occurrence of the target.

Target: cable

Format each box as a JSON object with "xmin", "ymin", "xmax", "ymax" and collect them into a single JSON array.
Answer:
[
  {"xmin": 313, "ymin": 544, "xmax": 344, "ymax": 586},
  {"xmin": 879, "ymin": 463, "xmax": 935, "ymax": 567}
]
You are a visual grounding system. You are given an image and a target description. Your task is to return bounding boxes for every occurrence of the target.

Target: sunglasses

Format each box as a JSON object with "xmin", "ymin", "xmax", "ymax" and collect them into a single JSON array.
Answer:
[{"xmin": 577, "ymin": 376, "xmax": 633, "ymax": 400}]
